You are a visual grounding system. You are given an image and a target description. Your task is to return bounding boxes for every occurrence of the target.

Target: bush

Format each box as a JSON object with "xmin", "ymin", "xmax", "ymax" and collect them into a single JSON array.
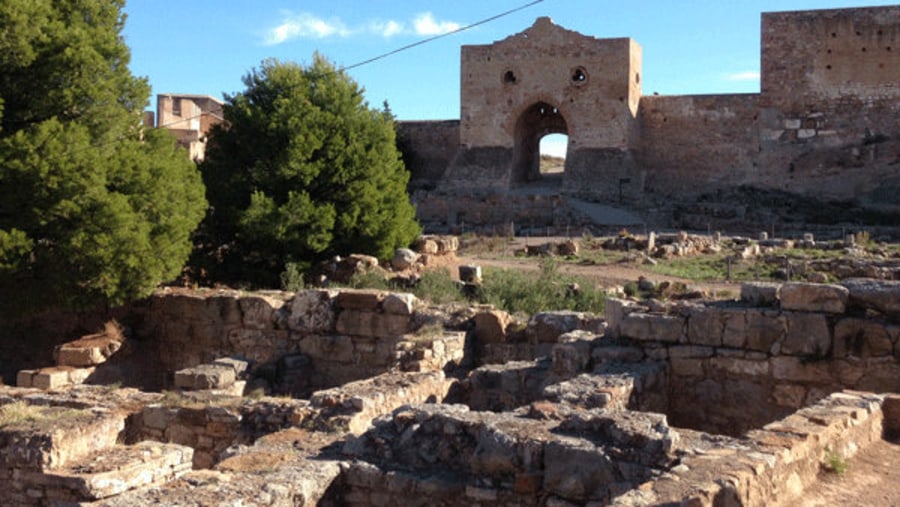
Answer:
[
  {"xmin": 412, "ymin": 269, "xmax": 465, "ymax": 305},
  {"xmin": 196, "ymin": 56, "xmax": 420, "ymax": 288}
]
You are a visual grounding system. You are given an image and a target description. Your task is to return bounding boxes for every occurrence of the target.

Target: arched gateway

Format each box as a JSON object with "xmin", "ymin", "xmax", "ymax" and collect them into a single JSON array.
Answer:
[{"xmin": 441, "ymin": 17, "xmax": 644, "ymax": 201}]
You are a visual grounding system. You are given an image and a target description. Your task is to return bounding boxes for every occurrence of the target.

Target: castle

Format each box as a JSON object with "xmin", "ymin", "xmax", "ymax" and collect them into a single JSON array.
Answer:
[{"xmin": 398, "ymin": 6, "xmax": 900, "ymax": 231}]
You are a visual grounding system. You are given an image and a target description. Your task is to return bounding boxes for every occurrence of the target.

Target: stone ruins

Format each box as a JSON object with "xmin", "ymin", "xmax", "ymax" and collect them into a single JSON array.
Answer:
[
  {"xmin": 2, "ymin": 268, "xmax": 899, "ymax": 505},
  {"xmin": 398, "ymin": 6, "xmax": 899, "ymax": 232}
]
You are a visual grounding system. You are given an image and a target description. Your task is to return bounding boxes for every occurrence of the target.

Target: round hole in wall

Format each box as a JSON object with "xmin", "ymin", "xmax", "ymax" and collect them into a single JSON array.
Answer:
[
  {"xmin": 571, "ymin": 66, "xmax": 588, "ymax": 85},
  {"xmin": 887, "ymin": 46, "xmax": 893, "ymax": 51},
  {"xmin": 862, "ymin": 47, "xmax": 867, "ymax": 52},
  {"xmin": 831, "ymin": 32, "xmax": 837, "ymax": 38},
  {"xmin": 503, "ymin": 70, "xmax": 517, "ymax": 85},
  {"xmin": 826, "ymin": 49, "xmax": 832, "ymax": 54},
  {"xmin": 856, "ymin": 31, "xmax": 862, "ymax": 36},
  {"xmin": 826, "ymin": 64, "xmax": 832, "ymax": 70}
]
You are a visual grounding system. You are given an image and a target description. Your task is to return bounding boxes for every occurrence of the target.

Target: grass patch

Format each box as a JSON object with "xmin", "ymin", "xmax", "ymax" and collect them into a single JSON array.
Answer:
[
  {"xmin": 478, "ymin": 259, "xmax": 605, "ymax": 315},
  {"xmin": 411, "ymin": 269, "xmax": 465, "ymax": 305},
  {"xmin": 0, "ymin": 402, "xmax": 86, "ymax": 428},
  {"xmin": 823, "ymin": 447, "xmax": 849, "ymax": 475}
]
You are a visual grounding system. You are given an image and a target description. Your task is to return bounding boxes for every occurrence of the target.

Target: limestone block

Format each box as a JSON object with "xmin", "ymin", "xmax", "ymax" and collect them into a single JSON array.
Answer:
[
  {"xmin": 740, "ymin": 282, "xmax": 781, "ymax": 306},
  {"xmin": 32, "ymin": 367, "xmax": 72, "ymax": 390},
  {"xmin": 708, "ymin": 358, "xmax": 768, "ymax": 377},
  {"xmin": 726, "ymin": 309, "xmax": 785, "ymax": 352},
  {"xmin": 604, "ymin": 298, "xmax": 643, "ymax": 338},
  {"xmin": 336, "ymin": 310, "xmax": 411, "ymax": 338},
  {"xmin": 669, "ymin": 358, "xmax": 704, "ymax": 377},
  {"xmin": 382, "ymin": 293, "xmax": 417, "ymax": 315},
  {"xmin": 841, "ymin": 278, "xmax": 900, "ymax": 318},
  {"xmin": 687, "ymin": 308, "xmax": 724, "ymax": 346},
  {"xmin": 391, "ymin": 248, "xmax": 419, "ymax": 270},
  {"xmin": 299, "ymin": 335, "xmax": 354, "ymax": 363},
  {"xmin": 336, "ymin": 290, "xmax": 386, "ymax": 311},
  {"xmin": 668, "ymin": 345, "xmax": 714, "ymax": 358},
  {"xmin": 779, "ymin": 282, "xmax": 848, "ymax": 314},
  {"xmin": 239, "ymin": 295, "xmax": 283, "ymax": 330},
  {"xmin": 55, "ymin": 332, "xmax": 124, "ymax": 367},
  {"xmin": 414, "ymin": 237, "xmax": 439, "ymax": 254},
  {"xmin": 833, "ymin": 318, "xmax": 893, "ymax": 358},
  {"xmin": 782, "ymin": 312, "xmax": 831, "ymax": 356},
  {"xmin": 592, "ymin": 345, "xmax": 645, "ymax": 364},
  {"xmin": 771, "ymin": 357, "xmax": 832, "ymax": 382},
  {"xmin": 173, "ymin": 364, "xmax": 236, "ymax": 390},
  {"xmin": 620, "ymin": 313, "xmax": 684, "ymax": 343},
  {"xmin": 474, "ymin": 309, "xmax": 510, "ymax": 344},
  {"xmin": 551, "ymin": 342, "xmax": 590, "ymax": 375},
  {"xmin": 282, "ymin": 289, "xmax": 337, "ymax": 333},
  {"xmin": 527, "ymin": 311, "xmax": 588, "ymax": 343},
  {"xmin": 142, "ymin": 406, "xmax": 177, "ymax": 430},
  {"xmin": 212, "ymin": 357, "xmax": 249, "ymax": 376},
  {"xmin": 16, "ymin": 369, "xmax": 36, "ymax": 388},
  {"xmin": 67, "ymin": 367, "xmax": 96, "ymax": 385}
]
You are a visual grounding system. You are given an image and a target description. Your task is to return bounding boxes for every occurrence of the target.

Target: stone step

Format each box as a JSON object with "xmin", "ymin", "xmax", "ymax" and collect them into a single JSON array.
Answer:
[
  {"xmin": 173, "ymin": 357, "xmax": 249, "ymax": 391},
  {"xmin": 55, "ymin": 332, "xmax": 124, "ymax": 367},
  {"xmin": 17, "ymin": 365, "xmax": 96, "ymax": 389},
  {"xmin": 21, "ymin": 442, "xmax": 193, "ymax": 504}
]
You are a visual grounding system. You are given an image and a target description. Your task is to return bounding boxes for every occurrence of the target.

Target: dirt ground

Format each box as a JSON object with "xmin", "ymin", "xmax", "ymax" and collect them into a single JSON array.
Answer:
[
  {"xmin": 799, "ymin": 438, "xmax": 900, "ymax": 507},
  {"xmin": 434, "ymin": 236, "xmax": 739, "ymax": 297}
]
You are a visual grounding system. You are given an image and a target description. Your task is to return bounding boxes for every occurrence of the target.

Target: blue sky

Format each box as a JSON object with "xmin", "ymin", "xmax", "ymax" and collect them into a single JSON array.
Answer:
[{"xmin": 123, "ymin": 1, "xmax": 896, "ymax": 156}]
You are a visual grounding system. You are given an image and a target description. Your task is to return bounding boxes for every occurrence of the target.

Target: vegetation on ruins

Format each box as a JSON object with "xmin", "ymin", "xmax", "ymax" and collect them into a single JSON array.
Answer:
[
  {"xmin": 195, "ymin": 56, "xmax": 421, "ymax": 288},
  {"xmin": 0, "ymin": 0, "xmax": 207, "ymax": 315},
  {"xmin": 346, "ymin": 260, "xmax": 605, "ymax": 315}
]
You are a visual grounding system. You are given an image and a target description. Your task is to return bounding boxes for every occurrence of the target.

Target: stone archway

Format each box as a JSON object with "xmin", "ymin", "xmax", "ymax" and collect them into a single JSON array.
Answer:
[{"xmin": 510, "ymin": 101, "xmax": 568, "ymax": 185}]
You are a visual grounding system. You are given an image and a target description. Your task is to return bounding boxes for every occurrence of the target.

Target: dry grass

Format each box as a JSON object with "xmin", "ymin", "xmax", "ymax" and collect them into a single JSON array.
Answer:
[{"xmin": 0, "ymin": 401, "xmax": 85, "ymax": 428}]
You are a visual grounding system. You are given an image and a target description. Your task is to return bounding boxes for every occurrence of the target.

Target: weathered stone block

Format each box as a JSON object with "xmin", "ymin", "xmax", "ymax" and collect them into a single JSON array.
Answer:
[
  {"xmin": 771, "ymin": 356, "xmax": 832, "ymax": 382},
  {"xmin": 779, "ymin": 282, "xmax": 849, "ymax": 314},
  {"xmin": 740, "ymin": 282, "xmax": 781, "ymax": 306},
  {"xmin": 687, "ymin": 308, "xmax": 724, "ymax": 346},
  {"xmin": 669, "ymin": 358, "xmax": 704, "ymax": 377},
  {"xmin": 212, "ymin": 357, "xmax": 249, "ymax": 376},
  {"xmin": 336, "ymin": 290, "xmax": 386, "ymax": 311},
  {"xmin": 282, "ymin": 289, "xmax": 337, "ymax": 334},
  {"xmin": 32, "ymin": 367, "xmax": 72, "ymax": 390},
  {"xmin": 620, "ymin": 313, "xmax": 684, "ymax": 343},
  {"xmin": 709, "ymin": 357, "xmax": 768, "ymax": 377},
  {"xmin": 833, "ymin": 318, "xmax": 893, "ymax": 358},
  {"xmin": 474, "ymin": 309, "xmax": 510, "ymax": 344},
  {"xmin": 16, "ymin": 369, "xmax": 36, "ymax": 388},
  {"xmin": 772, "ymin": 384, "xmax": 807, "ymax": 408},
  {"xmin": 604, "ymin": 298, "xmax": 642, "ymax": 338},
  {"xmin": 527, "ymin": 311, "xmax": 588, "ymax": 343},
  {"xmin": 239, "ymin": 295, "xmax": 283, "ymax": 330},
  {"xmin": 55, "ymin": 332, "xmax": 124, "ymax": 367},
  {"xmin": 737, "ymin": 309, "xmax": 785, "ymax": 352},
  {"xmin": 592, "ymin": 345, "xmax": 645, "ymax": 364},
  {"xmin": 382, "ymin": 293, "xmax": 417, "ymax": 315},
  {"xmin": 841, "ymin": 278, "xmax": 900, "ymax": 318},
  {"xmin": 173, "ymin": 364, "xmax": 236, "ymax": 390},
  {"xmin": 782, "ymin": 312, "xmax": 831, "ymax": 356}
]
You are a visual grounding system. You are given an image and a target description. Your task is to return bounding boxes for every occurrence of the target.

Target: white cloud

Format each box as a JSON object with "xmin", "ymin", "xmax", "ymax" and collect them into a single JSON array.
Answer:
[
  {"xmin": 725, "ymin": 71, "xmax": 761, "ymax": 82},
  {"xmin": 413, "ymin": 12, "xmax": 461, "ymax": 35},
  {"xmin": 263, "ymin": 11, "xmax": 462, "ymax": 45},
  {"xmin": 371, "ymin": 20, "xmax": 405, "ymax": 38},
  {"xmin": 263, "ymin": 13, "xmax": 351, "ymax": 45}
]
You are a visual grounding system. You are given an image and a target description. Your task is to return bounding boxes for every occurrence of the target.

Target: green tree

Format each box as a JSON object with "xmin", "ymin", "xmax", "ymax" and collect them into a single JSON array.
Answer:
[
  {"xmin": 0, "ymin": 0, "xmax": 207, "ymax": 315},
  {"xmin": 198, "ymin": 56, "xmax": 420, "ymax": 286}
]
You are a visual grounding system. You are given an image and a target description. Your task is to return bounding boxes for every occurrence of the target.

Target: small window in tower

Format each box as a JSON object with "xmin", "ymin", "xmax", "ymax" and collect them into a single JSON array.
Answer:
[
  {"xmin": 503, "ymin": 70, "xmax": 517, "ymax": 85},
  {"xmin": 172, "ymin": 98, "xmax": 182, "ymax": 116},
  {"xmin": 571, "ymin": 67, "xmax": 588, "ymax": 85}
]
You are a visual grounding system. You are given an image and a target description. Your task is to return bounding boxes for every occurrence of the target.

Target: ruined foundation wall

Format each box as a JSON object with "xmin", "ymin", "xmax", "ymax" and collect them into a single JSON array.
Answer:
[{"xmin": 606, "ymin": 281, "xmax": 900, "ymax": 435}]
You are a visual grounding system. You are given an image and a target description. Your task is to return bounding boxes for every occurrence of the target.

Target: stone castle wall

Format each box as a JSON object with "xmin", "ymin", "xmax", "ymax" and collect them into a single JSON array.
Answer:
[{"xmin": 399, "ymin": 5, "xmax": 900, "ymax": 221}]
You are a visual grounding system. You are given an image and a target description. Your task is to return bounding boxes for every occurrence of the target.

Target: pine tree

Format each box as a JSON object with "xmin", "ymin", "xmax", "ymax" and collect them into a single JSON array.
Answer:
[
  {"xmin": 198, "ymin": 56, "xmax": 421, "ymax": 287},
  {"xmin": 0, "ymin": 0, "xmax": 207, "ymax": 315}
]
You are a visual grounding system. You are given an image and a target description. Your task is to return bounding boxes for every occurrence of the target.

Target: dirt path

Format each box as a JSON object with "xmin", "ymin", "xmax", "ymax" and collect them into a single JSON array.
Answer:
[{"xmin": 798, "ymin": 438, "xmax": 900, "ymax": 507}]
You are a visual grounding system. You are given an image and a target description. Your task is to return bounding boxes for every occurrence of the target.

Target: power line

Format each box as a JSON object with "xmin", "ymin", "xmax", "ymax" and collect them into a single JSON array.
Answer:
[
  {"xmin": 156, "ymin": 0, "xmax": 546, "ymax": 131},
  {"xmin": 342, "ymin": 0, "xmax": 546, "ymax": 72}
]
